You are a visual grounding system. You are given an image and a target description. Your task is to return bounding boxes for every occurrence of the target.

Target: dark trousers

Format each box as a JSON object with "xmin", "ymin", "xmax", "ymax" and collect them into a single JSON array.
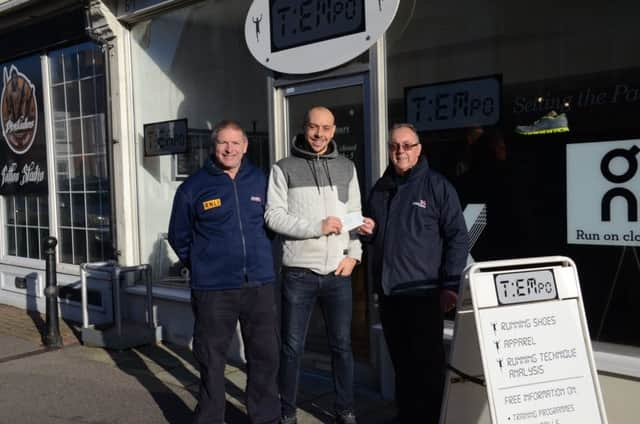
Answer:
[
  {"xmin": 191, "ymin": 284, "xmax": 280, "ymax": 424},
  {"xmin": 279, "ymin": 269, "xmax": 354, "ymax": 417},
  {"xmin": 379, "ymin": 291, "xmax": 445, "ymax": 424}
]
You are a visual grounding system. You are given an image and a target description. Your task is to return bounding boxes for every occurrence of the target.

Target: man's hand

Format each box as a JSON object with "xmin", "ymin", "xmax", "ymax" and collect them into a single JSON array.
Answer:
[
  {"xmin": 440, "ymin": 289, "xmax": 458, "ymax": 313},
  {"xmin": 321, "ymin": 216, "xmax": 343, "ymax": 235},
  {"xmin": 357, "ymin": 217, "xmax": 375, "ymax": 235},
  {"xmin": 335, "ymin": 257, "xmax": 358, "ymax": 276}
]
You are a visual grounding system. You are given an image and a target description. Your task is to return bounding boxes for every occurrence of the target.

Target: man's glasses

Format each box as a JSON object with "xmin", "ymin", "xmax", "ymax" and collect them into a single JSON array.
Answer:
[{"xmin": 388, "ymin": 142, "xmax": 420, "ymax": 152}]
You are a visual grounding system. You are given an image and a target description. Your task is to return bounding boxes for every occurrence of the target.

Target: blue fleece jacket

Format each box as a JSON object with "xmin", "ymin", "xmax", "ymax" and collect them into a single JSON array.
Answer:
[
  {"xmin": 168, "ymin": 157, "xmax": 275, "ymax": 290},
  {"xmin": 365, "ymin": 156, "xmax": 469, "ymax": 295}
]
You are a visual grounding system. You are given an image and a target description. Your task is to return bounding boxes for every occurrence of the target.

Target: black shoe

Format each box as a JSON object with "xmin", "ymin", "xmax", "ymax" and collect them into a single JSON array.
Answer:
[{"xmin": 335, "ymin": 411, "xmax": 357, "ymax": 424}]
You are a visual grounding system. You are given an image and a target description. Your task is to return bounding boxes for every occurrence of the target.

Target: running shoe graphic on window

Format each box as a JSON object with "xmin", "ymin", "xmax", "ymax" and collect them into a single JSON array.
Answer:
[{"xmin": 515, "ymin": 110, "xmax": 570, "ymax": 135}]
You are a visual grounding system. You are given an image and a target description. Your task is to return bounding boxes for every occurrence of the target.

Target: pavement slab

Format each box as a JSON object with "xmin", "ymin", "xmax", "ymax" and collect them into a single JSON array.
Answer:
[
  {"xmin": 0, "ymin": 334, "xmax": 40, "ymax": 358},
  {"xmin": 0, "ymin": 345, "xmax": 197, "ymax": 424},
  {"xmin": 1, "ymin": 303, "xmax": 396, "ymax": 423},
  {"xmin": 0, "ymin": 304, "xmax": 79, "ymax": 344}
]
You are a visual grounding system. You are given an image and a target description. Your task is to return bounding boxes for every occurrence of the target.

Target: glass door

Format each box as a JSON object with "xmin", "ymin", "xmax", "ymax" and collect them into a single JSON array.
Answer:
[{"xmin": 279, "ymin": 74, "xmax": 372, "ymax": 361}]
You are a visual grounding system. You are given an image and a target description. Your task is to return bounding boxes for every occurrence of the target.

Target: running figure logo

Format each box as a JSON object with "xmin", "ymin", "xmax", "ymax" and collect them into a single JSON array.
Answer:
[
  {"xmin": 1, "ymin": 65, "xmax": 38, "ymax": 155},
  {"xmin": 253, "ymin": 14, "xmax": 263, "ymax": 42}
]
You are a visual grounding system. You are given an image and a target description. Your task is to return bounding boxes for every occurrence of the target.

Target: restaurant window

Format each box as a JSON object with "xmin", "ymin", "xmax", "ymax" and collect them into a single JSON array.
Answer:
[
  {"xmin": 49, "ymin": 42, "xmax": 113, "ymax": 265},
  {"xmin": 1, "ymin": 52, "xmax": 49, "ymax": 261},
  {"xmin": 4, "ymin": 195, "xmax": 49, "ymax": 259}
]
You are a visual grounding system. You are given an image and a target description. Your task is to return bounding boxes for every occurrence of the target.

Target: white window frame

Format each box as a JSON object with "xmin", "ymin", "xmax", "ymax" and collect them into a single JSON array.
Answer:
[
  {"xmin": 1, "ymin": 44, "xmax": 114, "ymax": 275},
  {"xmin": 46, "ymin": 43, "xmax": 113, "ymax": 272},
  {"xmin": 0, "ymin": 53, "xmax": 52, "ymax": 272}
]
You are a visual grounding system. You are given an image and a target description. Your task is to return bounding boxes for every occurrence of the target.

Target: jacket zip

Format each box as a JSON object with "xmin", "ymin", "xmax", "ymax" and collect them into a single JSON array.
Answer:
[
  {"xmin": 232, "ymin": 177, "xmax": 248, "ymax": 283},
  {"xmin": 317, "ymin": 156, "xmax": 330, "ymax": 272},
  {"xmin": 381, "ymin": 187, "xmax": 397, "ymax": 294}
]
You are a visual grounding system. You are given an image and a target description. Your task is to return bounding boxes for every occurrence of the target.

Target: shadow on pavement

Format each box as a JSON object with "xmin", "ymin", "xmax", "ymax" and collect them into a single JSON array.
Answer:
[
  {"xmin": 170, "ymin": 346, "xmax": 252, "ymax": 423},
  {"xmin": 22, "ymin": 275, "xmax": 81, "ymax": 347},
  {"xmin": 105, "ymin": 343, "xmax": 250, "ymax": 423},
  {"xmin": 25, "ymin": 276, "xmax": 46, "ymax": 346},
  {"xmin": 106, "ymin": 345, "xmax": 195, "ymax": 423}
]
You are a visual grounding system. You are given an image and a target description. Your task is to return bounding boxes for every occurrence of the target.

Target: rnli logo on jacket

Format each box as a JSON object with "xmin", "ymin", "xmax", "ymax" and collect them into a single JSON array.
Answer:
[
  {"xmin": 1, "ymin": 65, "xmax": 38, "ymax": 155},
  {"xmin": 250, "ymin": 195, "xmax": 262, "ymax": 203},
  {"xmin": 203, "ymin": 198, "xmax": 221, "ymax": 210},
  {"xmin": 412, "ymin": 199, "xmax": 427, "ymax": 209}
]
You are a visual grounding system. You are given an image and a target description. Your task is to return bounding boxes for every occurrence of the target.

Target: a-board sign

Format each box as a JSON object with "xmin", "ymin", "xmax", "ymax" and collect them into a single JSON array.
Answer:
[{"xmin": 441, "ymin": 256, "xmax": 607, "ymax": 424}]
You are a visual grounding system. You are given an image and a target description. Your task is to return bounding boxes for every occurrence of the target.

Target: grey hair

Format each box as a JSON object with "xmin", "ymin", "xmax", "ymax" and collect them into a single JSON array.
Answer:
[
  {"xmin": 211, "ymin": 119, "xmax": 248, "ymax": 143},
  {"xmin": 389, "ymin": 123, "xmax": 420, "ymax": 142}
]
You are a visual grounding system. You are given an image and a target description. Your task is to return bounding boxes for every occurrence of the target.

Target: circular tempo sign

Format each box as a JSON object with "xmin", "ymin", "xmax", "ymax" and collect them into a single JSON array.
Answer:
[{"xmin": 245, "ymin": 0, "xmax": 399, "ymax": 74}]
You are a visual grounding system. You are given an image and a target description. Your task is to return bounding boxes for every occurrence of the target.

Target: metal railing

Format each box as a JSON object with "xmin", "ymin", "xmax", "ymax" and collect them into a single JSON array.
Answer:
[{"xmin": 80, "ymin": 261, "xmax": 154, "ymax": 337}]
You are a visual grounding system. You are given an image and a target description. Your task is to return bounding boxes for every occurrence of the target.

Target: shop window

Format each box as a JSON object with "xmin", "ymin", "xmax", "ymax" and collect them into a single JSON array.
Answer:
[
  {"xmin": 49, "ymin": 43, "xmax": 113, "ymax": 265},
  {"xmin": 1, "ymin": 51, "xmax": 48, "ymax": 261},
  {"xmin": 386, "ymin": 1, "xmax": 640, "ymax": 347},
  {"xmin": 4, "ymin": 195, "xmax": 49, "ymax": 259}
]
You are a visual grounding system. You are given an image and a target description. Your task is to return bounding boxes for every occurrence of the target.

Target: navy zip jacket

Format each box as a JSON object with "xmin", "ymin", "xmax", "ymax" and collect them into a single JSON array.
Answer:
[
  {"xmin": 168, "ymin": 157, "xmax": 275, "ymax": 290},
  {"xmin": 365, "ymin": 156, "xmax": 469, "ymax": 295}
]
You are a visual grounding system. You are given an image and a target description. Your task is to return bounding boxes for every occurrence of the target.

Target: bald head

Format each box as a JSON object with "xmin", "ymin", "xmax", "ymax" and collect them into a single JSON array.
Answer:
[
  {"xmin": 304, "ymin": 106, "xmax": 336, "ymax": 155},
  {"xmin": 304, "ymin": 106, "xmax": 335, "ymax": 126}
]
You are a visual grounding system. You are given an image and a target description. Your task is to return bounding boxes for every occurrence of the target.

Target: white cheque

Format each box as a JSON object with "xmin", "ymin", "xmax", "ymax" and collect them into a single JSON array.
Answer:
[{"xmin": 342, "ymin": 212, "xmax": 364, "ymax": 232}]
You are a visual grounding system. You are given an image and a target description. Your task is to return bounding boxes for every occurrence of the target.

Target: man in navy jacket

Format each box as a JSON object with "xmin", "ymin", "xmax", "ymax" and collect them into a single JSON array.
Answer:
[
  {"xmin": 168, "ymin": 120, "xmax": 279, "ymax": 424},
  {"xmin": 364, "ymin": 123, "xmax": 469, "ymax": 423}
]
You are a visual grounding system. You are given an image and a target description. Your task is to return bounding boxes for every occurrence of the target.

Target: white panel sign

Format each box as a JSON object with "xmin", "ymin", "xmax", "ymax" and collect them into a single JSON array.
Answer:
[
  {"xmin": 244, "ymin": 0, "xmax": 399, "ymax": 74},
  {"xmin": 406, "ymin": 76, "xmax": 501, "ymax": 131},
  {"xmin": 441, "ymin": 257, "xmax": 607, "ymax": 424},
  {"xmin": 567, "ymin": 139, "xmax": 640, "ymax": 246},
  {"xmin": 478, "ymin": 301, "xmax": 601, "ymax": 423}
]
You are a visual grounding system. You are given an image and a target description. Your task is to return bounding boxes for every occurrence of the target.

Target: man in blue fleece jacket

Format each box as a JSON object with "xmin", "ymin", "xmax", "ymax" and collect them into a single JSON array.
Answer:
[
  {"xmin": 365, "ymin": 123, "xmax": 469, "ymax": 423},
  {"xmin": 168, "ymin": 120, "xmax": 279, "ymax": 424}
]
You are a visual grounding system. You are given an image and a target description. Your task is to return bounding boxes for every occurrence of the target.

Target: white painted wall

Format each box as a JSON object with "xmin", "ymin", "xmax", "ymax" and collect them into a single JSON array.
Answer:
[{"xmin": 129, "ymin": 0, "xmax": 271, "ymax": 279}]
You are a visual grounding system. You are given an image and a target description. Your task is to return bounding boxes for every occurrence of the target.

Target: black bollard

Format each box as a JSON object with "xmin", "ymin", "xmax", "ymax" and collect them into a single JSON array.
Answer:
[{"xmin": 44, "ymin": 237, "xmax": 62, "ymax": 348}]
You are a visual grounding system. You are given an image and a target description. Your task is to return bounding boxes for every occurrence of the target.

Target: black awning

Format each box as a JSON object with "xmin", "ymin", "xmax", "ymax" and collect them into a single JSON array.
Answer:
[{"xmin": 0, "ymin": 5, "xmax": 87, "ymax": 62}]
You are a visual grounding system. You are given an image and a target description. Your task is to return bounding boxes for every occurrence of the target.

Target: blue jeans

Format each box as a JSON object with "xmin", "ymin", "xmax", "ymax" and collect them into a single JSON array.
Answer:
[{"xmin": 279, "ymin": 268, "xmax": 354, "ymax": 417}]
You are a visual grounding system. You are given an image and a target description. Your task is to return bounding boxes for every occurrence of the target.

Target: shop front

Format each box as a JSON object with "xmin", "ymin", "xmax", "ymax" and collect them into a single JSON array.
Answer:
[
  {"xmin": 116, "ymin": 0, "xmax": 397, "ymax": 375},
  {"xmin": 118, "ymin": 1, "xmax": 640, "ymax": 415},
  {"xmin": 1, "ymin": 1, "xmax": 639, "ymax": 419},
  {"xmin": 0, "ymin": 1, "xmax": 117, "ymax": 325}
]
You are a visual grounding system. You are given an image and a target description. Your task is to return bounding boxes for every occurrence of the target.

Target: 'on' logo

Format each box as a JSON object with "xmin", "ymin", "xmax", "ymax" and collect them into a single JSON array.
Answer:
[
  {"xmin": 600, "ymin": 144, "xmax": 639, "ymax": 222},
  {"xmin": 1, "ymin": 65, "xmax": 38, "ymax": 155}
]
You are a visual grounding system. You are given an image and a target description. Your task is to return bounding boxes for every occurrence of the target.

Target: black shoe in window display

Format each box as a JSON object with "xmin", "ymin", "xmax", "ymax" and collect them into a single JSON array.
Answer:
[{"xmin": 515, "ymin": 110, "xmax": 570, "ymax": 135}]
